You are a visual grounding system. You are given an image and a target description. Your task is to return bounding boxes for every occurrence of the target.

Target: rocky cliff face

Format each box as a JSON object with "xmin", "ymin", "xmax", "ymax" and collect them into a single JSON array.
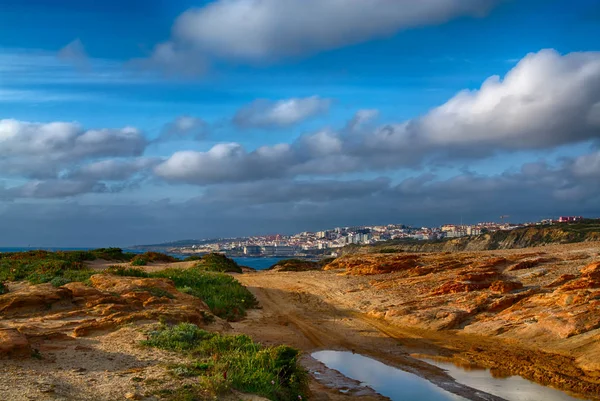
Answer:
[{"xmin": 343, "ymin": 222, "xmax": 600, "ymax": 255}]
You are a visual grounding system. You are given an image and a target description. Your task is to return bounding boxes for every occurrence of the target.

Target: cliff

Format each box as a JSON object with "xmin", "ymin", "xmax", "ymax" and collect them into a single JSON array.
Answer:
[{"xmin": 344, "ymin": 220, "xmax": 600, "ymax": 255}]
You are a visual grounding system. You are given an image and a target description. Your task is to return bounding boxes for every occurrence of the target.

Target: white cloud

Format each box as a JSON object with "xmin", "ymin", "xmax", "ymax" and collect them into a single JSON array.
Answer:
[
  {"xmin": 415, "ymin": 49, "xmax": 600, "ymax": 150},
  {"xmin": 0, "ymin": 119, "xmax": 147, "ymax": 178},
  {"xmin": 157, "ymin": 115, "xmax": 209, "ymax": 141},
  {"xmin": 233, "ymin": 96, "xmax": 331, "ymax": 128},
  {"xmin": 171, "ymin": 0, "xmax": 499, "ymax": 61},
  {"xmin": 154, "ymin": 143, "xmax": 293, "ymax": 184},
  {"xmin": 155, "ymin": 50, "xmax": 600, "ymax": 186}
]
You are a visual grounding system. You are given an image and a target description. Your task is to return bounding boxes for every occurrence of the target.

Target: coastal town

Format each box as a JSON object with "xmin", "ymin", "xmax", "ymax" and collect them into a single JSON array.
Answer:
[{"xmin": 155, "ymin": 216, "xmax": 585, "ymax": 258}]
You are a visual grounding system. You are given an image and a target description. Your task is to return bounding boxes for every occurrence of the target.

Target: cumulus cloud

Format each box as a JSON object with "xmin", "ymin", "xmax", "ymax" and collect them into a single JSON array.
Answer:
[
  {"xmin": 157, "ymin": 116, "xmax": 209, "ymax": 141},
  {"xmin": 155, "ymin": 50, "xmax": 600, "ymax": 186},
  {"xmin": 154, "ymin": 143, "xmax": 293, "ymax": 184},
  {"xmin": 233, "ymin": 96, "xmax": 331, "ymax": 128},
  {"xmin": 346, "ymin": 109, "xmax": 380, "ymax": 132},
  {"xmin": 0, "ymin": 119, "xmax": 147, "ymax": 178},
  {"xmin": 414, "ymin": 49, "xmax": 600, "ymax": 150}
]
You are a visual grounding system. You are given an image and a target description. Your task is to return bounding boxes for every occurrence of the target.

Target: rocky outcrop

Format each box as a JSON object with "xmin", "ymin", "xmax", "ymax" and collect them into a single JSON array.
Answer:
[
  {"xmin": 328, "ymin": 249, "xmax": 600, "ymax": 346},
  {"xmin": 0, "ymin": 329, "xmax": 31, "ymax": 357},
  {"xmin": 0, "ymin": 274, "xmax": 213, "ymax": 358},
  {"xmin": 341, "ymin": 221, "xmax": 600, "ymax": 255}
]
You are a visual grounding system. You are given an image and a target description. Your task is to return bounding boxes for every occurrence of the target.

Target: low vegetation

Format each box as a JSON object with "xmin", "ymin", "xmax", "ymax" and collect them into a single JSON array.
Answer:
[
  {"xmin": 268, "ymin": 259, "xmax": 320, "ymax": 272},
  {"xmin": 194, "ymin": 253, "xmax": 243, "ymax": 273},
  {"xmin": 0, "ymin": 248, "xmax": 174, "ymax": 286},
  {"xmin": 131, "ymin": 251, "xmax": 179, "ymax": 266},
  {"xmin": 142, "ymin": 323, "xmax": 308, "ymax": 401},
  {"xmin": 0, "ymin": 281, "xmax": 7, "ymax": 295},
  {"xmin": 106, "ymin": 265, "xmax": 257, "ymax": 321}
]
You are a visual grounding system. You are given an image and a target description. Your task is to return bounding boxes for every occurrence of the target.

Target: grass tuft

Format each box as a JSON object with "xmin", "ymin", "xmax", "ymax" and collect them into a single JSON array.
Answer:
[
  {"xmin": 106, "ymin": 264, "xmax": 257, "ymax": 321},
  {"xmin": 143, "ymin": 323, "xmax": 308, "ymax": 401}
]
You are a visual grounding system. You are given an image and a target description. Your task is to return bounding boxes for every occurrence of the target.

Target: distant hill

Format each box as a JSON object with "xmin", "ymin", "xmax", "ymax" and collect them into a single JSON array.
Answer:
[
  {"xmin": 342, "ymin": 219, "xmax": 600, "ymax": 255},
  {"xmin": 131, "ymin": 238, "xmax": 245, "ymax": 250}
]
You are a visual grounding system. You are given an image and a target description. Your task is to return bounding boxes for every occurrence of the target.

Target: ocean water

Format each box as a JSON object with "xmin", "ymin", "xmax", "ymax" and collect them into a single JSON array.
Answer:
[
  {"xmin": 0, "ymin": 248, "xmax": 284, "ymax": 271},
  {"xmin": 232, "ymin": 257, "xmax": 287, "ymax": 270}
]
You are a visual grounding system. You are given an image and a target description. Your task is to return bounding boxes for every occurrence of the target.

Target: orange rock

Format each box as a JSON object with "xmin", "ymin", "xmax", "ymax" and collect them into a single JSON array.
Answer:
[
  {"xmin": 0, "ymin": 329, "xmax": 31, "ymax": 358},
  {"xmin": 0, "ymin": 284, "xmax": 72, "ymax": 316},
  {"xmin": 546, "ymin": 274, "xmax": 577, "ymax": 288},
  {"xmin": 581, "ymin": 261, "xmax": 600, "ymax": 279},
  {"xmin": 489, "ymin": 280, "xmax": 523, "ymax": 294},
  {"xmin": 430, "ymin": 281, "xmax": 490, "ymax": 296}
]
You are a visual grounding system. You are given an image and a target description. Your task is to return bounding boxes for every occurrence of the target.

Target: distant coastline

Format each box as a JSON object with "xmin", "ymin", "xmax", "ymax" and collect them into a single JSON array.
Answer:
[{"xmin": 0, "ymin": 247, "xmax": 288, "ymax": 270}]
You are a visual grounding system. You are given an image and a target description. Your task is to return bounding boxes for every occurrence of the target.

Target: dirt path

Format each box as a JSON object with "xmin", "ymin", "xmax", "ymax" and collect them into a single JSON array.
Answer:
[{"xmin": 232, "ymin": 272, "xmax": 508, "ymax": 401}]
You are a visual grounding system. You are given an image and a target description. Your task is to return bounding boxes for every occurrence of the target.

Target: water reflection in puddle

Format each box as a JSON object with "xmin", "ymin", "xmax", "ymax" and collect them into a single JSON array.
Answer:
[
  {"xmin": 312, "ymin": 351, "xmax": 467, "ymax": 401},
  {"xmin": 425, "ymin": 360, "xmax": 589, "ymax": 401}
]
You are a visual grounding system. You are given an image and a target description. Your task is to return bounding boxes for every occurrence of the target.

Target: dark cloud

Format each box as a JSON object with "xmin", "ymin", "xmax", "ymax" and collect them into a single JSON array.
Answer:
[
  {"xmin": 2, "ymin": 154, "xmax": 600, "ymax": 246},
  {"xmin": 67, "ymin": 158, "xmax": 160, "ymax": 181}
]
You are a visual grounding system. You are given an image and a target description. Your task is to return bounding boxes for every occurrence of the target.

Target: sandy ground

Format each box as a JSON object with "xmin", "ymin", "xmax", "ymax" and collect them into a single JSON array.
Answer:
[
  {"xmin": 2, "ymin": 242, "xmax": 599, "ymax": 400},
  {"xmin": 228, "ymin": 242, "xmax": 600, "ymax": 401}
]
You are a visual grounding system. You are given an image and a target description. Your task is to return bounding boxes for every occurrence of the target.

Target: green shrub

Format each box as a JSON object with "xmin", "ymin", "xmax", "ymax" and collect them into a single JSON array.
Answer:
[
  {"xmin": 131, "ymin": 252, "xmax": 178, "ymax": 266},
  {"xmin": 143, "ymin": 323, "xmax": 308, "ymax": 401},
  {"xmin": 182, "ymin": 255, "xmax": 203, "ymax": 262},
  {"xmin": 195, "ymin": 253, "xmax": 242, "ymax": 273},
  {"xmin": 268, "ymin": 259, "xmax": 320, "ymax": 272},
  {"xmin": 105, "ymin": 265, "xmax": 149, "ymax": 277},
  {"xmin": 0, "ymin": 248, "xmax": 130, "ymax": 284},
  {"xmin": 152, "ymin": 268, "xmax": 257, "ymax": 321},
  {"xmin": 107, "ymin": 265, "xmax": 256, "ymax": 321},
  {"xmin": 133, "ymin": 287, "xmax": 175, "ymax": 299},
  {"xmin": 131, "ymin": 255, "xmax": 148, "ymax": 266},
  {"xmin": 0, "ymin": 282, "xmax": 7, "ymax": 295},
  {"xmin": 49, "ymin": 277, "xmax": 71, "ymax": 287}
]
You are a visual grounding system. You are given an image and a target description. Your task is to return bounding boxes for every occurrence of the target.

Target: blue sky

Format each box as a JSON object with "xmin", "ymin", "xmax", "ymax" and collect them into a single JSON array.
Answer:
[{"xmin": 1, "ymin": 0, "xmax": 600, "ymax": 246}]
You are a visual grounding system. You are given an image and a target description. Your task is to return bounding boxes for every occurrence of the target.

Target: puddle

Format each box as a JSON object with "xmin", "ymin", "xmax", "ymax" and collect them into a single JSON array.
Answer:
[
  {"xmin": 312, "ymin": 351, "xmax": 467, "ymax": 401},
  {"xmin": 426, "ymin": 359, "xmax": 589, "ymax": 401}
]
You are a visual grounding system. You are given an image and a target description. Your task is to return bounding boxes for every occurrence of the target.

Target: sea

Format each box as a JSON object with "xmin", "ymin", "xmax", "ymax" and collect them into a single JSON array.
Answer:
[{"xmin": 0, "ymin": 247, "xmax": 285, "ymax": 271}]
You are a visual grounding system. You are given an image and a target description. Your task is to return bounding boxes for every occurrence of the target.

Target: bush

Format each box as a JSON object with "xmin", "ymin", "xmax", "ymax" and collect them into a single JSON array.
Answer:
[
  {"xmin": 182, "ymin": 255, "xmax": 203, "ymax": 262},
  {"xmin": 0, "ymin": 282, "xmax": 7, "ymax": 295},
  {"xmin": 268, "ymin": 259, "xmax": 320, "ymax": 272},
  {"xmin": 143, "ymin": 323, "xmax": 308, "ymax": 401},
  {"xmin": 195, "ymin": 253, "xmax": 242, "ymax": 273},
  {"xmin": 49, "ymin": 277, "xmax": 71, "ymax": 287},
  {"xmin": 107, "ymin": 265, "xmax": 257, "ymax": 321},
  {"xmin": 0, "ymin": 248, "xmax": 133, "ymax": 284},
  {"xmin": 105, "ymin": 265, "xmax": 149, "ymax": 277},
  {"xmin": 131, "ymin": 252, "xmax": 178, "ymax": 266},
  {"xmin": 131, "ymin": 255, "xmax": 148, "ymax": 266},
  {"xmin": 152, "ymin": 268, "xmax": 257, "ymax": 321}
]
